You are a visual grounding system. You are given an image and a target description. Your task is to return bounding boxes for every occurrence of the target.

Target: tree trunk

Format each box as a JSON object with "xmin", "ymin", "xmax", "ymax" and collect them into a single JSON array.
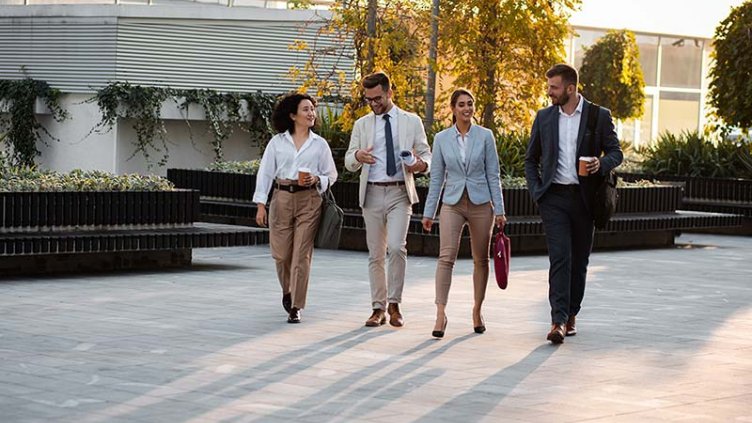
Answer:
[
  {"xmin": 365, "ymin": 0, "xmax": 377, "ymax": 75},
  {"xmin": 424, "ymin": 0, "xmax": 440, "ymax": 131},
  {"xmin": 481, "ymin": 47, "xmax": 497, "ymax": 131}
]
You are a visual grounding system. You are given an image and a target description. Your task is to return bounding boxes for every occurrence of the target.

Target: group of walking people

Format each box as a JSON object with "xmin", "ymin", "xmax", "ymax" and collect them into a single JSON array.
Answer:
[{"xmin": 253, "ymin": 64, "xmax": 623, "ymax": 344}]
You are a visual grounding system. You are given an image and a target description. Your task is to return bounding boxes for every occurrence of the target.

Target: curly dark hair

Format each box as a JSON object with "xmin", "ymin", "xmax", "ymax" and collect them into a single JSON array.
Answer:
[{"xmin": 271, "ymin": 92, "xmax": 317, "ymax": 134}]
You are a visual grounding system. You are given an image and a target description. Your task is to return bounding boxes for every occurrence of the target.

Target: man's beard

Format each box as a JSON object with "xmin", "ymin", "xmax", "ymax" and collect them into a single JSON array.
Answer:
[{"xmin": 552, "ymin": 92, "xmax": 570, "ymax": 106}]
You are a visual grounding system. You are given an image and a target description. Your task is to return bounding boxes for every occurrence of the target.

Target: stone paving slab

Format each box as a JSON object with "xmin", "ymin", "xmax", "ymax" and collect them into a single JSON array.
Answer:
[{"xmin": 1, "ymin": 234, "xmax": 750, "ymax": 422}]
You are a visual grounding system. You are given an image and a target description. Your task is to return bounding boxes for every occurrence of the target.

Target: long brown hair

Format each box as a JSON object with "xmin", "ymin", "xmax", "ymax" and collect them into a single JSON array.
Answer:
[{"xmin": 450, "ymin": 88, "xmax": 475, "ymax": 124}]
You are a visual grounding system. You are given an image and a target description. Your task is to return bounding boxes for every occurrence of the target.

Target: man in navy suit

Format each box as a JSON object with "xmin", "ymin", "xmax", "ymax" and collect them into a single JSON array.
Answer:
[{"xmin": 525, "ymin": 64, "xmax": 623, "ymax": 344}]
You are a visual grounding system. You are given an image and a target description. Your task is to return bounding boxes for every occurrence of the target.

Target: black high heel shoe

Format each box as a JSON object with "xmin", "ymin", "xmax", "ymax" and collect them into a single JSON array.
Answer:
[
  {"xmin": 432, "ymin": 315, "xmax": 448, "ymax": 338},
  {"xmin": 473, "ymin": 314, "xmax": 486, "ymax": 334}
]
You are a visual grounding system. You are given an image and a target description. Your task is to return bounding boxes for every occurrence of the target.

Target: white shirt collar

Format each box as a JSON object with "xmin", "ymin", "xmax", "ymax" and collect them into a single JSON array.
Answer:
[
  {"xmin": 558, "ymin": 94, "xmax": 584, "ymax": 117},
  {"xmin": 282, "ymin": 129, "xmax": 320, "ymax": 144},
  {"xmin": 453, "ymin": 123, "xmax": 473, "ymax": 137},
  {"xmin": 377, "ymin": 106, "xmax": 398, "ymax": 120}
]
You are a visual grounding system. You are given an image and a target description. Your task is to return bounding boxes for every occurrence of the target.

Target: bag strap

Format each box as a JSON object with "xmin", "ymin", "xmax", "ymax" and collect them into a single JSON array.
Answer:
[
  {"xmin": 585, "ymin": 101, "xmax": 602, "ymax": 163},
  {"xmin": 587, "ymin": 101, "xmax": 600, "ymax": 134}
]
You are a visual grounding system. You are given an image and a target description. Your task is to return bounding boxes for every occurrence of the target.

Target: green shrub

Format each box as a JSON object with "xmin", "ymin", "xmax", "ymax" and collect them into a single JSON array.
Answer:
[
  {"xmin": 637, "ymin": 130, "xmax": 752, "ymax": 179},
  {"xmin": 206, "ymin": 159, "xmax": 261, "ymax": 175},
  {"xmin": 495, "ymin": 131, "xmax": 528, "ymax": 178},
  {"xmin": 316, "ymin": 107, "xmax": 350, "ymax": 151},
  {"xmin": 0, "ymin": 166, "xmax": 174, "ymax": 192}
]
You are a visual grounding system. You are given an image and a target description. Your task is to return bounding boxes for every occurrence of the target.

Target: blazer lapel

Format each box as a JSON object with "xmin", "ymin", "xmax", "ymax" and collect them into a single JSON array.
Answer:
[
  {"xmin": 445, "ymin": 129, "xmax": 465, "ymax": 172},
  {"xmin": 365, "ymin": 113, "xmax": 376, "ymax": 149},
  {"xmin": 464, "ymin": 125, "xmax": 479, "ymax": 173},
  {"xmin": 549, "ymin": 108, "xmax": 560, "ymax": 161},
  {"xmin": 397, "ymin": 108, "xmax": 408, "ymax": 151}
]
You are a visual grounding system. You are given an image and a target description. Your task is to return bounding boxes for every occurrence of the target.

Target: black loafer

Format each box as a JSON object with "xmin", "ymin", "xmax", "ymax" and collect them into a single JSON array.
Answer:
[
  {"xmin": 282, "ymin": 293, "xmax": 292, "ymax": 313},
  {"xmin": 287, "ymin": 307, "xmax": 301, "ymax": 323}
]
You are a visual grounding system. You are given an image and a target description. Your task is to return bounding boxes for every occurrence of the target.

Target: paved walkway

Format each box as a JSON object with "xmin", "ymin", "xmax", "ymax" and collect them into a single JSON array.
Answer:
[{"xmin": 1, "ymin": 234, "xmax": 751, "ymax": 422}]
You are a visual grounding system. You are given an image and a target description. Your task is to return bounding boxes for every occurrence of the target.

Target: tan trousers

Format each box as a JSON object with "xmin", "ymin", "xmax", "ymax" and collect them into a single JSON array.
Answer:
[
  {"xmin": 435, "ymin": 192, "xmax": 494, "ymax": 305},
  {"xmin": 362, "ymin": 185, "xmax": 412, "ymax": 310},
  {"xmin": 269, "ymin": 188, "xmax": 322, "ymax": 310}
]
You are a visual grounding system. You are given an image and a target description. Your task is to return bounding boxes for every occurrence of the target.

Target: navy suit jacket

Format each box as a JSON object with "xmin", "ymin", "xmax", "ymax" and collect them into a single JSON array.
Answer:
[{"xmin": 524, "ymin": 96, "xmax": 623, "ymax": 215}]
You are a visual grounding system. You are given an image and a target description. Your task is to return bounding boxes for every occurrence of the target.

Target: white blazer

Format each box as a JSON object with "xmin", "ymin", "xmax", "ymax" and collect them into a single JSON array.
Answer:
[
  {"xmin": 423, "ymin": 124, "xmax": 505, "ymax": 219},
  {"xmin": 344, "ymin": 107, "xmax": 432, "ymax": 207}
]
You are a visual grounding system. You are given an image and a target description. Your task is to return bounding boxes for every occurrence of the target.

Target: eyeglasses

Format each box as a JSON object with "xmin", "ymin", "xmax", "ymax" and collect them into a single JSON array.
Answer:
[{"xmin": 363, "ymin": 95, "xmax": 385, "ymax": 104}]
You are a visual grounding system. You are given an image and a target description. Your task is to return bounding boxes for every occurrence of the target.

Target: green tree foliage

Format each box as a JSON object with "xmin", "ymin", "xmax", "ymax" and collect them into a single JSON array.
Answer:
[
  {"xmin": 708, "ymin": 1, "xmax": 752, "ymax": 130},
  {"xmin": 439, "ymin": 0, "xmax": 580, "ymax": 132},
  {"xmin": 579, "ymin": 30, "xmax": 645, "ymax": 120},
  {"xmin": 289, "ymin": 0, "xmax": 430, "ymax": 131}
]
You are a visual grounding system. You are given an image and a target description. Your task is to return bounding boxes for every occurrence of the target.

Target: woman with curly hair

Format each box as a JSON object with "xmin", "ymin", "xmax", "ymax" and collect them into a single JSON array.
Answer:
[{"xmin": 253, "ymin": 93, "xmax": 338, "ymax": 323}]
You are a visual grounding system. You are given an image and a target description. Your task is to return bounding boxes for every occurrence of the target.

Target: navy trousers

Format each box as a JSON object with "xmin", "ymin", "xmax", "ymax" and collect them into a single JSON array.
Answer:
[{"xmin": 537, "ymin": 184, "xmax": 595, "ymax": 325}]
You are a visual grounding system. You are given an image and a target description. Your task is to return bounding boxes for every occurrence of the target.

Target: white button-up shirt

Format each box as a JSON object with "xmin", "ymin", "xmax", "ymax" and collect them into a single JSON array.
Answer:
[
  {"xmin": 453, "ymin": 124, "xmax": 469, "ymax": 165},
  {"xmin": 553, "ymin": 94, "xmax": 584, "ymax": 185},
  {"xmin": 368, "ymin": 106, "xmax": 404, "ymax": 182},
  {"xmin": 252, "ymin": 130, "xmax": 338, "ymax": 205}
]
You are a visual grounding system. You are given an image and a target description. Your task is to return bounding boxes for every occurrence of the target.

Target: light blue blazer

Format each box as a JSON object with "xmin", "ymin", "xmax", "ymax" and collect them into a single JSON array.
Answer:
[{"xmin": 423, "ymin": 124, "xmax": 505, "ymax": 220}]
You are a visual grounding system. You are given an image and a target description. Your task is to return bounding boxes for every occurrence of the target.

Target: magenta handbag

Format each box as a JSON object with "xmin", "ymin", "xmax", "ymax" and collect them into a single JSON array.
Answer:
[{"xmin": 493, "ymin": 230, "xmax": 511, "ymax": 289}]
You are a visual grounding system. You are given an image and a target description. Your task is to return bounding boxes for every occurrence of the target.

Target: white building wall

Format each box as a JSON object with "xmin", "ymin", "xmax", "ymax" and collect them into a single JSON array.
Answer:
[
  {"xmin": 0, "ymin": 4, "xmax": 352, "ymax": 175},
  {"xmin": 36, "ymin": 94, "xmax": 118, "ymax": 173}
]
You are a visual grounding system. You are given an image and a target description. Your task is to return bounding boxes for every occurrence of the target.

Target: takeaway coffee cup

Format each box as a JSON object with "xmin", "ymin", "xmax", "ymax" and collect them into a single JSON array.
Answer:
[
  {"xmin": 400, "ymin": 150, "xmax": 417, "ymax": 166},
  {"xmin": 298, "ymin": 167, "xmax": 311, "ymax": 185},
  {"xmin": 578, "ymin": 157, "xmax": 595, "ymax": 176}
]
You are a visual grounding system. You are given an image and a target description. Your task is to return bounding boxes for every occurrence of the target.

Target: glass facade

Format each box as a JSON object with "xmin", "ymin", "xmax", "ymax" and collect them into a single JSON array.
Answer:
[
  {"xmin": 660, "ymin": 37, "xmax": 704, "ymax": 89},
  {"xmin": 636, "ymin": 35, "xmax": 659, "ymax": 86},
  {"xmin": 658, "ymin": 92, "xmax": 701, "ymax": 135},
  {"xmin": 569, "ymin": 28, "xmax": 709, "ymax": 146}
]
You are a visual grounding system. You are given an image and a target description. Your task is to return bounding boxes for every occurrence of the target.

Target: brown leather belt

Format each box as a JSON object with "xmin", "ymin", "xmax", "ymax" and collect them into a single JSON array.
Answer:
[
  {"xmin": 275, "ymin": 183, "xmax": 316, "ymax": 193},
  {"xmin": 367, "ymin": 181, "xmax": 405, "ymax": 187}
]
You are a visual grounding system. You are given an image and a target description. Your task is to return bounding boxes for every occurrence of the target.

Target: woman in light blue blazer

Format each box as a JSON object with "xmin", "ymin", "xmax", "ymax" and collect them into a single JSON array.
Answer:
[{"xmin": 421, "ymin": 89, "xmax": 506, "ymax": 338}]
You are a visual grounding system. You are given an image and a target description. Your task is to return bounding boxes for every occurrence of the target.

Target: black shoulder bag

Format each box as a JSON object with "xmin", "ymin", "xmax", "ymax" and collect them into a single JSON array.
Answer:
[
  {"xmin": 314, "ymin": 188, "xmax": 344, "ymax": 249},
  {"xmin": 587, "ymin": 102, "xmax": 619, "ymax": 230}
]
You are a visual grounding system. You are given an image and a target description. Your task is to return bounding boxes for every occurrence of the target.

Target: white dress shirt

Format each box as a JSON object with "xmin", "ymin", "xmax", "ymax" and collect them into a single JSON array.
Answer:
[
  {"xmin": 453, "ymin": 124, "xmax": 469, "ymax": 165},
  {"xmin": 252, "ymin": 130, "xmax": 338, "ymax": 205},
  {"xmin": 553, "ymin": 94, "xmax": 584, "ymax": 185},
  {"xmin": 368, "ymin": 106, "xmax": 404, "ymax": 182}
]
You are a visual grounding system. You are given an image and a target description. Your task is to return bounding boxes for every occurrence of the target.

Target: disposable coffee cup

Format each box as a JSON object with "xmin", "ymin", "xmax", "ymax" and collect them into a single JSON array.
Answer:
[
  {"xmin": 400, "ymin": 150, "xmax": 417, "ymax": 166},
  {"xmin": 298, "ymin": 167, "xmax": 311, "ymax": 185},
  {"xmin": 578, "ymin": 157, "xmax": 594, "ymax": 176}
]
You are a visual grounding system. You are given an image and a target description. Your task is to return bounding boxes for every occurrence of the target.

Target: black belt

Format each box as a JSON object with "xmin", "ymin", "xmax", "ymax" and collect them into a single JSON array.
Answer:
[
  {"xmin": 275, "ymin": 183, "xmax": 316, "ymax": 193},
  {"xmin": 549, "ymin": 183, "xmax": 580, "ymax": 192},
  {"xmin": 367, "ymin": 181, "xmax": 405, "ymax": 187}
]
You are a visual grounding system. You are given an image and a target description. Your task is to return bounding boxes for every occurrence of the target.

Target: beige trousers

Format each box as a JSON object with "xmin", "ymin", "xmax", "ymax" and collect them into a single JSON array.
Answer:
[
  {"xmin": 269, "ymin": 188, "xmax": 322, "ymax": 310},
  {"xmin": 362, "ymin": 184, "xmax": 412, "ymax": 310},
  {"xmin": 435, "ymin": 192, "xmax": 494, "ymax": 305}
]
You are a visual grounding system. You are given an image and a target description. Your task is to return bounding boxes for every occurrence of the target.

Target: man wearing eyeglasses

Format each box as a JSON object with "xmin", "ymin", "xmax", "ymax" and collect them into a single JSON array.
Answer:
[{"xmin": 345, "ymin": 71, "xmax": 432, "ymax": 328}]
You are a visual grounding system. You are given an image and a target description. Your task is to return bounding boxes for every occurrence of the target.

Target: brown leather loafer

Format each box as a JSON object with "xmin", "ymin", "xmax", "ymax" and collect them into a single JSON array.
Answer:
[
  {"xmin": 364, "ymin": 309, "xmax": 386, "ymax": 327},
  {"xmin": 287, "ymin": 307, "xmax": 301, "ymax": 324},
  {"xmin": 387, "ymin": 303, "xmax": 404, "ymax": 327},
  {"xmin": 566, "ymin": 315, "xmax": 577, "ymax": 336},
  {"xmin": 546, "ymin": 324, "xmax": 566, "ymax": 344}
]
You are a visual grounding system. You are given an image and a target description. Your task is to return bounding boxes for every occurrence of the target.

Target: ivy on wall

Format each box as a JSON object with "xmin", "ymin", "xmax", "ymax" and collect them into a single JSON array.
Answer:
[
  {"xmin": 89, "ymin": 82, "xmax": 277, "ymax": 166},
  {"xmin": 0, "ymin": 78, "xmax": 69, "ymax": 167}
]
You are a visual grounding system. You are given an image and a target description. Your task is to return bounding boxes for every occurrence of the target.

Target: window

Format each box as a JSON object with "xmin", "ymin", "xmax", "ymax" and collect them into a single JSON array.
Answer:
[
  {"xmin": 636, "ymin": 35, "xmax": 659, "ymax": 86},
  {"xmin": 573, "ymin": 29, "xmax": 606, "ymax": 70},
  {"xmin": 659, "ymin": 37, "xmax": 703, "ymax": 89},
  {"xmin": 639, "ymin": 95, "xmax": 654, "ymax": 145},
  {"xmin": 658, "ymin": 92, "xmax": 700, "ymax": 135}
]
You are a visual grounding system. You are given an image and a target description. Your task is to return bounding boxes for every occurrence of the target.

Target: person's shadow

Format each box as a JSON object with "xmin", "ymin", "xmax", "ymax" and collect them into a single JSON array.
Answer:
[
  {"xmin": 250, "ymin": 334, "xmax": 476, "ymax": 422},
  {"xmin": 411, "ymin": 344, "xmax": 556, "ymax": 422}
]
